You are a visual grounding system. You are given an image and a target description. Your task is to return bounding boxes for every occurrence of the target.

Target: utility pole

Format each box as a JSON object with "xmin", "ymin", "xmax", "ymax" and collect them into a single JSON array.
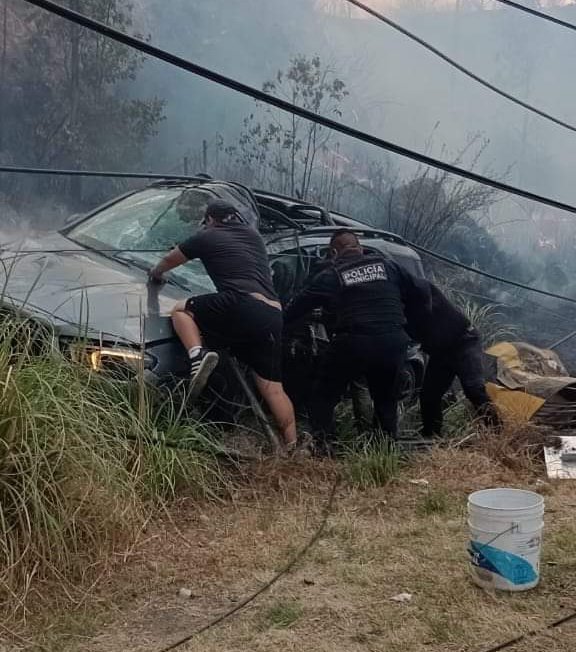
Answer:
[
  {"xmin": 69, "ymin": 0, "xmax": 81, "ymax": 204},
  {"xmin": 0, "ymin": 0, "xmax": 8, "ymax": 153},
  {"xmin": 449, "ymin": 0, "xmax": 462, "ymax": 110},
  {"xmin": 202, "ymin": 139, "xmax": 208, "ymax": 174}
]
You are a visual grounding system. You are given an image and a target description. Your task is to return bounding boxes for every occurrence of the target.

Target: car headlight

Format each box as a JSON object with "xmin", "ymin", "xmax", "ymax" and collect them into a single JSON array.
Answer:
[
  {"xmin": 68, "ymin": 343, "xmax": 156, "ymax": 376},
  {"xmin": 88, "ymin": 347, "xmax": 155, "ymax": 373}
]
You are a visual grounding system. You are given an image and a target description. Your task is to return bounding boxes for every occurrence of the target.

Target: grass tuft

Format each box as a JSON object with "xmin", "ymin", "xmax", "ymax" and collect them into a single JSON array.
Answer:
[
  {"xmin": 344, "ymin": 439, "xmax": 401, "ymax": 489},
  {"xmin": 416, "ymin": 489, "xmax": 452, "ymax": 516},
  {"xmin": 263, "ymin": 599, "xmax": 304, "ymax": 629}
]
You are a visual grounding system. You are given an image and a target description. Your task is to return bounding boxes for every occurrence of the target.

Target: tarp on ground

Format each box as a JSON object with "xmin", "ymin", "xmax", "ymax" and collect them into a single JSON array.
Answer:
[{"xmin": 484, "ymin": 342, "xmax": 576, "ymax": 426}]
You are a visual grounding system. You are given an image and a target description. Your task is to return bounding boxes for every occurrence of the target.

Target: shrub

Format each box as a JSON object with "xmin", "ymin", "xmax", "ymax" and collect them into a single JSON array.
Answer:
[{"xmin": 0, "ymin": 314, "xmax": 225, "ymax": 616}]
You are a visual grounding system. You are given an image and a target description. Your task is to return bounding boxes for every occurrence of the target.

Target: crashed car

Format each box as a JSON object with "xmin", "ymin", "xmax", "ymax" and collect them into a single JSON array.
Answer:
[{"xmin": 0, "ymin": 179, "xmax": 426, "ymax": 422}]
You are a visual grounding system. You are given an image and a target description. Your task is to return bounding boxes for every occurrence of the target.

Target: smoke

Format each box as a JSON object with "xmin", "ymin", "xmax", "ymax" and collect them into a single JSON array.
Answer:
[
  {"xmin": 132, "ymin": 2, "xmax": 576, "ymax": 220},
  {"xmin": 128, "ymin": 0, "xmax": 576, "ymax": 360},
  {"xmin": 4, "ymin": 0, "xmax": 576, "ymax": 356}
]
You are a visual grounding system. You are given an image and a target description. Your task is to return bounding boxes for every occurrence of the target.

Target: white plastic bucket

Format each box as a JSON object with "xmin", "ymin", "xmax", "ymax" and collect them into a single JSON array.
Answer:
[{"xmin": 467, "ymin": 488, "xmax": 544, "ymax": 591}]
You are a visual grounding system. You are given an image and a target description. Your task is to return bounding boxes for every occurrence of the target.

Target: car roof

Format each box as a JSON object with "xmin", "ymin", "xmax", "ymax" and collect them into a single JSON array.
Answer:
[
  {"xmin": 266, "ymin": 227, "xmax": 422, "ymax": 262},
  {"xmin": 253, "ymin": 191, "xmax": 411, "ymax": 246}
]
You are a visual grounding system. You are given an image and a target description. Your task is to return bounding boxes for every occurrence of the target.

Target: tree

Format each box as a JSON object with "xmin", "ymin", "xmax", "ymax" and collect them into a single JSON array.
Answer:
[
  {"xmin": 339, "ymin": 134, "xmax": 499, "ymax": 250},
  {"xmin": 224, "ymin": 55, "xmax": 348, "ymax": 200},
  {"xmin": 0, "ymin": 0, "xmax": 164, "ymax": 205}
]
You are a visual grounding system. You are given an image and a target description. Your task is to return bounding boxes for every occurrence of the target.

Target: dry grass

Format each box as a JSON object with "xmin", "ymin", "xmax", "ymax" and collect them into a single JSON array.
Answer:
[{"xmin": 9, "ymin": 437, "xmax": 576, "ymax": 652}]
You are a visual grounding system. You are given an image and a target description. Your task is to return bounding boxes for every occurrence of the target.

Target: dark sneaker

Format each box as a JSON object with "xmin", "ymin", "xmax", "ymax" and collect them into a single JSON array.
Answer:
[{"xmin": 189, "ymin": 349, "xmax": 219, "ymax": 399}]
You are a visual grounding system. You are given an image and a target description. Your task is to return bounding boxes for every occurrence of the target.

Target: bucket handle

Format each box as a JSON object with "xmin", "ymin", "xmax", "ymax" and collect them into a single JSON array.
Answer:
[{"xmin": 473, "ymin": 524, "xmax": 517, "ymax": 552}]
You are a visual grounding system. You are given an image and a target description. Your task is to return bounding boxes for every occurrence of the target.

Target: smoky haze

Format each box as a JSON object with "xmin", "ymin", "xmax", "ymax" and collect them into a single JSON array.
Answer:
[
  {"xmin": 3, "ymin": 0, "xmax": 576, "ymax": 360},
  {"xmin": 129, "ymin": 1, "xmax": 576, "ymax": 251}
]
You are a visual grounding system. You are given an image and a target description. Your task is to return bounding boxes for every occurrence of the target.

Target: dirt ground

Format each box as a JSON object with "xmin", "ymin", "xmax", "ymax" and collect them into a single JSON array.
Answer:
[{"xmin": 10, "ymin": 448, "xmax": 576, "ymax": 652}]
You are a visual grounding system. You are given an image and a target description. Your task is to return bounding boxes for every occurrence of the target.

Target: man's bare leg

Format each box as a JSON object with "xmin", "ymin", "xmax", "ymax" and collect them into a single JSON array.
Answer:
[
  {"xmin": 253, "ymin": 374, "xmax": 297, "ymax": 446},
  {"xmin": 171, "ymin": 301, "xmax": 218, "ymax": 396},
  {"xmin": 171, "ymin": 300, "xmax": 202, "ymax": 349}
]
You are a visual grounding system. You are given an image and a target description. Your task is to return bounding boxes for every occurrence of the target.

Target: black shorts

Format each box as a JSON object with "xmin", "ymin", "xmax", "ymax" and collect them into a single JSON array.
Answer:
[{"xmin": 185, "ymin": 291, "xmax": 283, "ymax": 382}]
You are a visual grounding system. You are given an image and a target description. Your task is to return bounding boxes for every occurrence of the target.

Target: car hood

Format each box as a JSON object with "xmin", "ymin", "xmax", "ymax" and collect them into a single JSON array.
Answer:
[{"xmin": 0, "ymin": 232, "xmax": 197, "ymax": 345}]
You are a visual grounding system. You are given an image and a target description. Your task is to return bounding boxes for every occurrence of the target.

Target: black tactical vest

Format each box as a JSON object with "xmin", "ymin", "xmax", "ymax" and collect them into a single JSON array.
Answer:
[{"xmin": 332, "ymin": 252, "xmax": 406, "ymax": 335}]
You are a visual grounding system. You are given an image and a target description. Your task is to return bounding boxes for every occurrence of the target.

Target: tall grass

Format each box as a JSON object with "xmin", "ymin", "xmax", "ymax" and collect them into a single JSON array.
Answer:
[
  {"xmin": 344, "ymin": 438, "xmax": 401, "ymax": 489},
  {"xmin": 0, "ymin": 313, "xmax": 226, "ymax": 617}
]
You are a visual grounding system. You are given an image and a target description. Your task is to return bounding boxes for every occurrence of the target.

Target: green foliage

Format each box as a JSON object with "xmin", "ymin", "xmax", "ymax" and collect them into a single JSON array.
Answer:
[
  {"xmin": 223, "ymin": 54, "xmax": 348, "ymax": 200},
  {"xmin": 344, "ymin": 439, "xmax": 401, "ymax": 489},
  {"xmin": 416, "ymin": 489, "xmax": 451, "ymax": 517},
  {"xmin": 263, "ymin": 599, "xmax": 304, "ymax": 629},
  {"xmin": 0, "ymin": 0, "xmax": 164, "ymax": 202},
  {"xmin": 437, "ymin": 279, "xmax": 517, "ymax": 346},
  {"xmin": 0, "ymin": 313, "xmax": 224, "ymax": 615}
]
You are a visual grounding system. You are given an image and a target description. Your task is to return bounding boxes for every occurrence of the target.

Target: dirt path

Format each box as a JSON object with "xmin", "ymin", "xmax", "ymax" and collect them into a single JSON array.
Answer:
[{"xmin": 21, "ymin": 453, "xmax": 576, "ymax": 652}]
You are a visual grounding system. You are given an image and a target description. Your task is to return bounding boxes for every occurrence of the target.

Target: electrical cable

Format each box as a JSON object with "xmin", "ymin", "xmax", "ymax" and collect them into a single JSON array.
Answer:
[
  {"xmin": 155, "ymin": 476, "xmax": 340, "ymax": 652},
  {"xmin": 480, "ymin": 610, "xmax": 576, "ymax": 652},
  {"xmin": 341, "ymin": 0, "xmax": 576, "ymax": 133},
  {"xmin": 407, "ymin": 239, "xmax": 576, "ymax": 305},
  {"xmin": 19, "ymin": 0, "xmax": 576, "ymax": 218},
  {"xmin": 0, "ymin": 164, "xmax": 197, "ymax": 181},
  {"xmin": 493, "ymin": 0, "xmax": 576, "ymax": 32},
  {"xmin": 3, "ymin": 238, "xmax": 576, "ymax": 306}
]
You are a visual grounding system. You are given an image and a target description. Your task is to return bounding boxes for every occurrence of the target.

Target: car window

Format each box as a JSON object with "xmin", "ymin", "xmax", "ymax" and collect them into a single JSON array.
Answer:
[
  {"xmin": 68, "ymin": 188, "xmax": 210, "ymax": 250},
  {"xmin": 270, "ymin": 245, "xmax": 329, "ymax": 304},
  {"xmin": 66, "ymin": 187, "xmax": 218, "ymax": 291}
]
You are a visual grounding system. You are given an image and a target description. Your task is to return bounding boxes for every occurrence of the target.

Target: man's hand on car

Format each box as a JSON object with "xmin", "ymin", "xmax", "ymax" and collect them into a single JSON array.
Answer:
[{"xmin": 148, "ymin": 266, "xmax": 165, "ymax": 284}]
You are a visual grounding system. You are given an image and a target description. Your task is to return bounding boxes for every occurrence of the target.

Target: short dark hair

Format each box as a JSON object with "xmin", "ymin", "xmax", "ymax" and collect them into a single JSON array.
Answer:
[
  {"xmin": 205, "ymin": 199, "xmax": 241, "ymax": 223},
  {"xmin": 330, "ymin": 229, "xmax": 361, "ymax": 253}
]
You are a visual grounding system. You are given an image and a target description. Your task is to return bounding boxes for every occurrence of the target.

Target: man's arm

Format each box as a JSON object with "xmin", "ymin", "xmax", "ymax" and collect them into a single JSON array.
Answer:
[
  {"xmin": 284, "ymin": 269, "xmax": 339, "ymax": 325},
  {"xmin": 148, "ymin": 246, "xmax": 188, "ymax": 282},
  {"xmin": 149, "ymin": 231, "xmax": 205, "ymax": 282}
]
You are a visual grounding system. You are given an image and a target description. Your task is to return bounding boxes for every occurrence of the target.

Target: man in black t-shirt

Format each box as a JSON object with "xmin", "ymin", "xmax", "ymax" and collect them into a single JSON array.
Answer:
[
  {"xmin": 284, "ymin": 229, "xmax": 427, "ymax": 454},
  {"xmin": 149, "ymin": 199, "xmax": 297, "ymax": 448}
]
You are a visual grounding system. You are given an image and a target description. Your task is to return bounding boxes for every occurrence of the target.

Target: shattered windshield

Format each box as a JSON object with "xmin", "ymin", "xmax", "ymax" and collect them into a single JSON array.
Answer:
[{"xmin": 66, "ymin": 186, "xmax": 258, "ymax": 292}]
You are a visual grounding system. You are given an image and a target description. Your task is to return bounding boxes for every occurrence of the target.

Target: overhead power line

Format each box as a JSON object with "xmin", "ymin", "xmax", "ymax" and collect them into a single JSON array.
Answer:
[
  {"xmin": 341, "ymin": 0, "xmax": 576, "ymax": 134},
  {"xmin": 410, "ymin": 241, "xmax": 576, "ymax": 306},
  {"xmin": 17, "ymin": 0, "xmax": 576, "ymax": 218},
  {"xmin": 493, "ymin": 0, "xmax": 576, "ymax": 32},
  {"xmin": 4, "ymin": 239, "xmax": 576, "ymax": 307},
  {"xmin": 0, "ymin": 164, "xmax": 197, "ymax": 181}
]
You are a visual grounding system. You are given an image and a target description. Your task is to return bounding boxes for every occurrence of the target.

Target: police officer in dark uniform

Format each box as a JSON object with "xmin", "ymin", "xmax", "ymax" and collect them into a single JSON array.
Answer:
[
  {"xmin": 404, "ymin": 280, "xmax": 502, "ymax": 438},
  {"xmin": 284, "ymin": 229, "xmax": 426, "ymax": 453}
]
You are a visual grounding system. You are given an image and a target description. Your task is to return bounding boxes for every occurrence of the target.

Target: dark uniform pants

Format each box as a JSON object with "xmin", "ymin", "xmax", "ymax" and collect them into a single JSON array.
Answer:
[
  {"xmin": 309, "ymin": 332, "xmax": 408, "ymax": 444},
  {"xmin": 420, "ymin": 331, "xmax": 501, "ymax": 437}
]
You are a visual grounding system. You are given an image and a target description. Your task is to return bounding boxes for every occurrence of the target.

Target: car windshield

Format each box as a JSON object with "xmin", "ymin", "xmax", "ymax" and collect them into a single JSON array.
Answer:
[{"xmin": 66, "ymin": 186, "xmax": 258, "ymax": 292}]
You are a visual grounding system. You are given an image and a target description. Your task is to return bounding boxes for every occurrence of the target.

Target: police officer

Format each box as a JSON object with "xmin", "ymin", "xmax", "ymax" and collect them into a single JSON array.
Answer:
[
  {"xmin": 284, "ymin": 229, "xmax": 426, "ymax": 454},
  {"xmin": 404, "ymin": 280, "xmax": 501, "ymax": 438}
]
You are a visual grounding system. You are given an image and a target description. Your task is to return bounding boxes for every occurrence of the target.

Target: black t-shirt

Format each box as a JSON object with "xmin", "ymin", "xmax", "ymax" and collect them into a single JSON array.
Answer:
[{"xmin": 178, "ymin": 223, "xmax": 277, "ymax": 300}]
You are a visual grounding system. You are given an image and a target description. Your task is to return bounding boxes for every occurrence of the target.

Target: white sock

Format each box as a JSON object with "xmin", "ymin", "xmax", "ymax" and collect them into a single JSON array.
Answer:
[{"xmin": 188, "ymin": 346, "xmax": 202, "ymax": 359}]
